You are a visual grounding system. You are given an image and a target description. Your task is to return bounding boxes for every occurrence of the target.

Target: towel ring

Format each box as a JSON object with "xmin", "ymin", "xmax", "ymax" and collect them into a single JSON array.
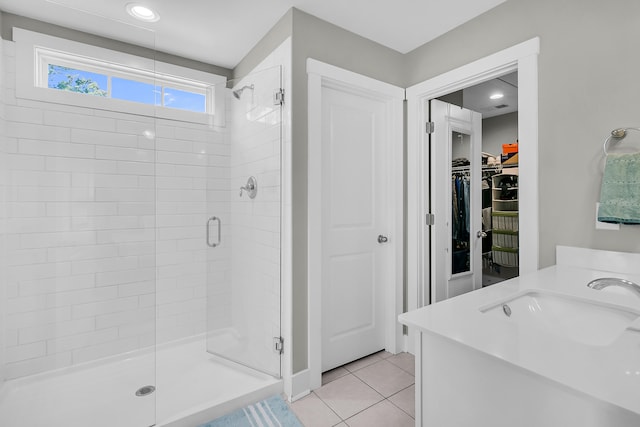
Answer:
[{"xmin": 603, "ymin": 127, "xmax": 640, "ymax": 155}]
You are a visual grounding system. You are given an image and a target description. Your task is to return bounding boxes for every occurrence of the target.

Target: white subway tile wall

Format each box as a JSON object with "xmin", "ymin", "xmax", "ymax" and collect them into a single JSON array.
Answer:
[{"xmin": 2, "ymin": 39, "xmax": 233, "ymax": 379}]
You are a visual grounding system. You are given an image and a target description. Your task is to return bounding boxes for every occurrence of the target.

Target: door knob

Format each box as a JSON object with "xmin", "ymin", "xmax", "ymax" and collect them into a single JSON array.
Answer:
[
  {"xmin": 477, "ymin": 230, "xmax": 487, "ymax": 238},
  {"xmin": 378, "ymin": 235, "xmax": 388, "ymax": 244}
]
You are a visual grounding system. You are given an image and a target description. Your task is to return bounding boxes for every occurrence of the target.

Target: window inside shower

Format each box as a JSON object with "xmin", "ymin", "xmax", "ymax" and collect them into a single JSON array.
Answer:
[{"xmin": 15, "ymin": 28, "xmax": 224, "ymax": 122}]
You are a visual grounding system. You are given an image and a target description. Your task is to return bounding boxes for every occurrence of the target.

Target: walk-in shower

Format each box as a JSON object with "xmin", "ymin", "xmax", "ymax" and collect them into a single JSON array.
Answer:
[{"xmin": 0, "ymin": 13, "xmax": 284, "ymax": 427}]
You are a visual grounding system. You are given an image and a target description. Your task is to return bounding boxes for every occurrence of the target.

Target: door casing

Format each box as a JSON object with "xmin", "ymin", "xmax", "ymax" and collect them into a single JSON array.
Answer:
[
  {"xmin": 307, "ymin": 59, "xmax": 404, "ymax": 391},
  {"xmin": 406, "ymin": 38, "xmax": 540, "ymax": 352}
]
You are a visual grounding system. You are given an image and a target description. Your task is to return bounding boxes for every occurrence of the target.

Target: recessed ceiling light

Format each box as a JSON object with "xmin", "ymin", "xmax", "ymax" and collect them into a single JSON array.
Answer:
[
  {"xmin": 126, "ymin": 3, "xmax": 159, "ymax": 22},
  {"xmin": 489, "ymin": 93, "xmax": 504, "ymax": 100}
]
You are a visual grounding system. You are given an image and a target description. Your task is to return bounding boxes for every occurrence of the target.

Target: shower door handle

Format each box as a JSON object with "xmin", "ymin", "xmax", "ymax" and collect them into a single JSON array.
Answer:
[{"xmin": 206, "ymin": 216, "xmax": 221, "ymax": 248}]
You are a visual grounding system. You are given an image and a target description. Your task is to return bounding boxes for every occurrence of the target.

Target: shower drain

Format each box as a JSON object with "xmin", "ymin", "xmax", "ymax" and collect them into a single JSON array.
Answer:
[{"xmin": 135, "ymin": 385, "xmax": 156, "ymax": 397}]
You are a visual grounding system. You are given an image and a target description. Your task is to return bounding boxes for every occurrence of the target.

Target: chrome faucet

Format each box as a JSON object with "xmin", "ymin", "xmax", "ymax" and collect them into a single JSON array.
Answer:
[{"xmin": 587, "ymin": 277, "xmax": 640, "ymax": 297}]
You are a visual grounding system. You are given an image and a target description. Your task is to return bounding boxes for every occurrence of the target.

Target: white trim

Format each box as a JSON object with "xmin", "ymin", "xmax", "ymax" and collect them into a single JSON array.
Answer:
[
  {"xmin": 307, "ymin": 69, "xmax": 323, "ymax": 391},
  {"xmin": 406, "ymin": 37, "xmax": 540, "ymax": 312},
  {"xmin": 14, "ymin": 28, "xmax": 226, "ymax": 125},
  {"xmin": 414, "ymin": 332, "xmax": 424, "ymax": 426},
  {"xmin": 306, "ymin": 59, "xmax": 403, "ymax": 99},
  {"xmin": 307, "ymin": 58, "xmax": 404, "ymax": 391},
  {"xmin": 405, "ymin": 38, "xmax": 539, "ymax": 99},
  {"xmin": 288, "ymin": 369, "xmax": 311, "ymax": 402}
]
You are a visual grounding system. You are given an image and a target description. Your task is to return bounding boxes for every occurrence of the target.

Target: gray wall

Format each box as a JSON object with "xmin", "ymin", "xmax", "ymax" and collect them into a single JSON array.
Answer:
[
  {"xmin": 233, "ymin": 9, "xmax": 292, "ymax": 81},
  {"xmin": 483, "ymin": 112, "xmax": 518, "ymax": 158},
  {"xmin": 406, "ymin": 0, "xmax": 640, "ymax": 268},
  {"xmin": 0, "ymin": 11, "xmax": 5, "ymax": 386},
  {"xmin": 279, "ymin": 0, "xmax": 640, "ymax": 373},
  {"xmin": 289, "ymin": 9, "xmax": 405, "ymax": 373},
  {"xmin": 236, "ymin": 8, "xmax": 406, "ymax": 373},
  {"xmin": 234, "ymin": 1, "xmax": 640, "ymax": 373}
]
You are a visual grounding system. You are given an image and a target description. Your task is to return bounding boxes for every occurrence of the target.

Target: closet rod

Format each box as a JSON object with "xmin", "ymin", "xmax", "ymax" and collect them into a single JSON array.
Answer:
[{"xmin": 451, "ymin": 165, "xmax": 503, "ymax": 173}]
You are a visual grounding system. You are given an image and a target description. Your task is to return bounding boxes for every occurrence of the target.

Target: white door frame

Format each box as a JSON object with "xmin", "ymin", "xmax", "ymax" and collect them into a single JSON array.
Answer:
[
  {"xmin": 308, "ymin": 59, "xmax": 404, "ymax": 390},
  {"xmin": 406, "ymin": 38, "xmax": 540, "ymax": 317}
]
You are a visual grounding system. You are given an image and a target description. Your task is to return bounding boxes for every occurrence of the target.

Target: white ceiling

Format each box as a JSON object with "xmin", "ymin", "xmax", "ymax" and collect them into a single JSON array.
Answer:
[
  {"xmin": 464, "ymin": 72, "xmax": 518, "ymax": 118},
  {"xmin": 0, "ymin": 0, "xmax": 507, "ymax": 69}
]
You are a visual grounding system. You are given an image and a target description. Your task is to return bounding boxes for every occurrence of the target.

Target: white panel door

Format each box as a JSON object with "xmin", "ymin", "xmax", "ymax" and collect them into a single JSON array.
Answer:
[
  {"xmin": 431, "ymin": 99, "xmax": 482, "ymax": 302},
  {"xmin": 321, "ymin": 85, "xmax": 388, "ymax": 372}
]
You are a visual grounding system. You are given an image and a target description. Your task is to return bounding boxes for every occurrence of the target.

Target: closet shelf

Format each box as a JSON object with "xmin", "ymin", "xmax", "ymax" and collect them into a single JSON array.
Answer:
[{"xmin": 491, "ymin": 172, "xmax": 519, "ymax": 267}]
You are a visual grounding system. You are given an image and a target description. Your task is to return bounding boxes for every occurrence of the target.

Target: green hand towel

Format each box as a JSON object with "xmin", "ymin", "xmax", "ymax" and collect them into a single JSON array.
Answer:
[{"xmin": 598, "ymin": 152, "xmax": 640, "ymax": 224}]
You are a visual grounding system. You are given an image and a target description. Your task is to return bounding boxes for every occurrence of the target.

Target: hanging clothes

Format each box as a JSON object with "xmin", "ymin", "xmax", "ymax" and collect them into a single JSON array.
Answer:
[
  {"xmin": 451, "ymin": 173, "xmax": 470, "ymax": 247},
  {"xmin": 452, "ymin": 177, "xmax": 459, "ymax": 240},
  {"xmin": 463, "ymin": 178, "xmax": 470, "ymax": 233},
  {"xmin": 452, "ymin": 172, "xmax": 470, "ymax": 274}
]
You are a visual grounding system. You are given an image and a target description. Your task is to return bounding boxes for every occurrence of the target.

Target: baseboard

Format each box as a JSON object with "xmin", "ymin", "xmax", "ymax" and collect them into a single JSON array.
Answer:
[
  {"xmin": 404, "ymin": 327, "xmax": 416, "ymax": 355},
  {"xmin": 289, "ymin": 369, "xmax": 310, "ymax": 402}
]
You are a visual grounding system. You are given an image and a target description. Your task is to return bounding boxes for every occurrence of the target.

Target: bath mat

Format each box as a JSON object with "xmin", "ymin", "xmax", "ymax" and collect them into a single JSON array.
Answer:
[{"xmin": 198, "ymin": 395, "xmax": 303, "ymax": 427}]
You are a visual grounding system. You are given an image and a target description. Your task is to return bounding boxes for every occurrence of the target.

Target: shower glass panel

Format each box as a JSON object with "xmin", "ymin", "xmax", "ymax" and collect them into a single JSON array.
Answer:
[
  {"xmin": 0, "ymin": 16, "xmax": 157, "ymax": 427},
  {"xmin": 452, "ymin": 131, "xmax": 472, "ymax": 275},
  {"xmin": 206, "ymin": 66, "xmax": 282, "ymax": 377}
]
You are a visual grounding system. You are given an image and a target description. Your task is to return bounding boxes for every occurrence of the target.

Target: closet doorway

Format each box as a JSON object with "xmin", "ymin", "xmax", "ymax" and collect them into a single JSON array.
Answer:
[
  {"xmin": 430, "ymin": 74, "xmax": 520, "ymax": 302},
  {"xmin": 405, "ymin": 37, "xmax": 540, "ymax": 314}
]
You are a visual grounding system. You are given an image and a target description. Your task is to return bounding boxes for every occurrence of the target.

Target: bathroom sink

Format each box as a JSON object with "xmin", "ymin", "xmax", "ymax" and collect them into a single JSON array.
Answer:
[{"xmin": 480, "ymin": 290, "xmax": 640, "ymax": 346}]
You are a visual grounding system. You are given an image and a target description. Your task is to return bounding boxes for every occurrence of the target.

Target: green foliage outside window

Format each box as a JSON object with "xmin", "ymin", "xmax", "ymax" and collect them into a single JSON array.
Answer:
[{"xmin": 48, "ymin": 65, "xmax": 108, "ymax": 96}]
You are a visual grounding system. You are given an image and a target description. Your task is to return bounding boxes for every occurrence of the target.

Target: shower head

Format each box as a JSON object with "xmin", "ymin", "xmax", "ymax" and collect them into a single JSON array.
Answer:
[{"xmin": 232, "ymin": 84, "xmax": 254, "ymax": 99}]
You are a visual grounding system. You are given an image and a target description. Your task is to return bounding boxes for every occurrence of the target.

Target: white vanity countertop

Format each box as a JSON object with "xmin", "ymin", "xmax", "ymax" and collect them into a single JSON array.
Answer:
[{"xmin": 399, "ymin": 249, "xmax": 640, "ymax": 416}]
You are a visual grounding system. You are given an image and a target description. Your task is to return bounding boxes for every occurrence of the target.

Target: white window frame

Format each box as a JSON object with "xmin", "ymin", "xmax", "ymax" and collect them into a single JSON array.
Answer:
[{"xmin": 15, "ymin": 28, "xmax": 226, "ymax": 124}]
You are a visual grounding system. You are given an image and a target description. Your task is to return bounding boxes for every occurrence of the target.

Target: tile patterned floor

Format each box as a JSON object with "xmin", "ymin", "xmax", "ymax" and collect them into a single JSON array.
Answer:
[{"xmin": 289, "ymin": 351, "xmax": 415, "ymax": 427}]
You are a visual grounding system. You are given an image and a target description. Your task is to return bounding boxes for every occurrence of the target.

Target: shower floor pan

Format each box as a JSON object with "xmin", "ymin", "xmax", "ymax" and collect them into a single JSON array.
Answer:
[{"xmin": 0, "ymin": 336, "xmax": 282, "ymax": 427}]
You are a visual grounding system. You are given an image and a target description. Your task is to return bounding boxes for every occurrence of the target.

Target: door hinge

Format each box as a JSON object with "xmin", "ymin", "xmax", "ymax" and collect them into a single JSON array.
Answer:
[
  {"xmin": 426, "ymin": 213, "xmax": 435, "ymax": 226},
  {"xmin": 274, "ymin": 88, "xmax": 285, "ymax": 106},
  {"xmin": 273, "ymin": 336, "xmax": 284, "ymax": 354},
  {"xmin": 425, "ymin": 121, "xmax": 434, "ymax": 134}
]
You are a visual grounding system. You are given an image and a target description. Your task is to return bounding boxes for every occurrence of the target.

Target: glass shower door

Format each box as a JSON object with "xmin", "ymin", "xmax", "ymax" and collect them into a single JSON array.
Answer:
[{"xmin": 206, "ymin": 66, "xmax": 282, "ymax": 377}]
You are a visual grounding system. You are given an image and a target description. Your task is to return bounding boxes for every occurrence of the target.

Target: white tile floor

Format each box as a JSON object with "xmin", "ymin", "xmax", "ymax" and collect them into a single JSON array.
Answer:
[{"xmin": 289, "ymin": 351, "xmax": 415, "ymax": 427}]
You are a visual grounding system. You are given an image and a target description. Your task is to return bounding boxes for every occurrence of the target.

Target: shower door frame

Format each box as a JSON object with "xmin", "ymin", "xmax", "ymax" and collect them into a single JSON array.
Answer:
[{"xmin": 205, "ymin": 65, "xmax": 284, "ymax": 379}]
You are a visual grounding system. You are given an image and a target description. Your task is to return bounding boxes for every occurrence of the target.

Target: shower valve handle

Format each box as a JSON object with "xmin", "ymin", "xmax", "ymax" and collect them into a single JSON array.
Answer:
[
  {"xmin": 240, "ymin": 183, "xmax": 254, "ymax": 195},
  {"xmin": 239, "ymin": 176, "xmax": 258, "ymax": 199}
]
